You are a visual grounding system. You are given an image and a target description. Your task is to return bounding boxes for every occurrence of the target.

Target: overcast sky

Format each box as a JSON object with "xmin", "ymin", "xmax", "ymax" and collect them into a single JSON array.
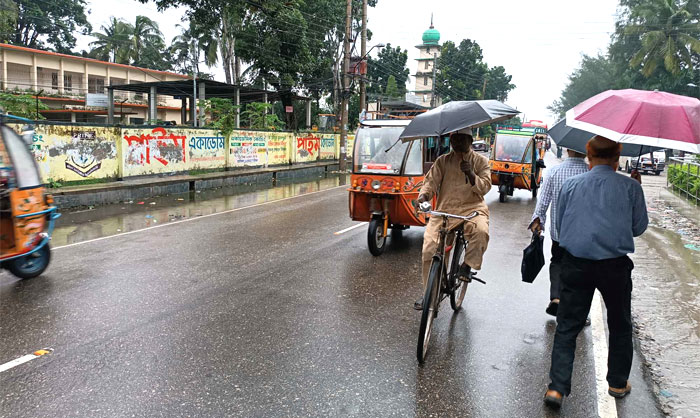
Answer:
[{"xmin": 78, "ymin": 0, "xmax": 620, "ymax": 125}]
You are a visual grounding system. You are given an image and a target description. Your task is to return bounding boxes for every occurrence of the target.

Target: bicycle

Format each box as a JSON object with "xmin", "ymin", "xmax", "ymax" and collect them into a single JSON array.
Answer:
[{"xmin": 416, "ymin": 203, "xmax": 485, "ymax": 364}]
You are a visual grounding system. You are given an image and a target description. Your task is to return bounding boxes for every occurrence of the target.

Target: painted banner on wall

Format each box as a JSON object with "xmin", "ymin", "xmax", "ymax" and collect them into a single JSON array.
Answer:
[
  {"xmin": 188, "ymin": 131, "xmax": 226, "ymax": 167},
  {"xmin": 265, "ymin": 133, "xmax": 290, "ymax": 166},
  {"xmin": 295, "ymin": 133, "xmax": 320, "ymax": 163},
  {"xmin": 12, "ymin": 124, "xmax": 120, "ymax": 183},
  {"xmin": 229, "ymin": 131, "xmax": 268, "ymax": 167},
  {"xmin": 319, "ymin": 134, "xmax": 336, "ymax": 160},
  {"xmin": 122, "ymin": 127, "xmax": 189, "ymax": 176}
]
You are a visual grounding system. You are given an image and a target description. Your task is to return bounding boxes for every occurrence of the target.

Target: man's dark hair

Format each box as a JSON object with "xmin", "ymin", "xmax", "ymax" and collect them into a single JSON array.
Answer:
[{"xmin": 587, "ymin": 136, "xmax": 621, "ymax": 160}]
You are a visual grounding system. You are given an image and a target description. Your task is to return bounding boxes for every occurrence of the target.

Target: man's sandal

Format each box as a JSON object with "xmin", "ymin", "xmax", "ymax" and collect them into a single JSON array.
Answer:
[{"xmin": 457, "ymin": 264, "xmax": 472, "ymax": 282}]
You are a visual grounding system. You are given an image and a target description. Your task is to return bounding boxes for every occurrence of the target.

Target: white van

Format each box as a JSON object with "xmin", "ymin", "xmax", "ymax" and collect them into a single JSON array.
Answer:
[{"xmin": 619, "ymin": 151, "xmax": 666, "ymax": 175}]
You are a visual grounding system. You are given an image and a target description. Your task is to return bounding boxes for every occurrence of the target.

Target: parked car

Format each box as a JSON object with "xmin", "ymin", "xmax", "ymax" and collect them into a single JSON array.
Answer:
[
  {"xmin": 619, "ymin": 151, "xmax": 666, "ymax": 175},
  {"xmin": 472, "ymin": 140, "xmax": 489, "ymax": 152}
]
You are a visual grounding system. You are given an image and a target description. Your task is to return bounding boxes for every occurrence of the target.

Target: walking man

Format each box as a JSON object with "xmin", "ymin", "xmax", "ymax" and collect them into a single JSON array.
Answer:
[
  {"xmin": 529, "ymin": 149, "xmax": 588, "ymax": 317},
  {"xmin": 544, "ymin": 136, "xmax": 648, "ymax": 408}
]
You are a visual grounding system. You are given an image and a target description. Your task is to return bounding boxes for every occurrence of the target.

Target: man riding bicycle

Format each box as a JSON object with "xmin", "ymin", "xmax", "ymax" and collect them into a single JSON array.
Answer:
[{"xmin": 414, "ymin": 131, "xmax": 492, "ymax": 310}]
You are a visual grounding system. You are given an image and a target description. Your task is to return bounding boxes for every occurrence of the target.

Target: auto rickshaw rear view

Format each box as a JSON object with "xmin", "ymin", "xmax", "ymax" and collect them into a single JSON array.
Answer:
[
  {"xmin": 0, "ymin": 119, "xmax": 60, "ymax": 279},
  {"xmin": 489, "ymin": 127, "xmax": 546, "ymax": 202}
]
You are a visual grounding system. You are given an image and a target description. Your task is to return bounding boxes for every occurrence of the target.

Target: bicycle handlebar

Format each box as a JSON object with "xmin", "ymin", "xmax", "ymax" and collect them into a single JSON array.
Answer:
[{"xmin": 421, "ymin": 209, "xmax": 479, "ymax": 221}]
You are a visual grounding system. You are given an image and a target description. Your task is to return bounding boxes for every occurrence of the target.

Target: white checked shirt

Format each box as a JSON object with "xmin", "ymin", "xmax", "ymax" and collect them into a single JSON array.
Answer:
[{"xmin": 531, "ymin": 157, "xmax": 589, "ymax": 242}]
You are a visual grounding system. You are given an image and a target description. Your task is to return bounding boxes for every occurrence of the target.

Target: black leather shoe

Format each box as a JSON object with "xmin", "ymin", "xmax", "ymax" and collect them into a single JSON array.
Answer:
[
  {"xmin": 414, "ymin": 297, "xmax": 423, "ymax": 311},
  {"xmin": 544, "ymin": 389, "xmax": 564, "ymax": 409}
]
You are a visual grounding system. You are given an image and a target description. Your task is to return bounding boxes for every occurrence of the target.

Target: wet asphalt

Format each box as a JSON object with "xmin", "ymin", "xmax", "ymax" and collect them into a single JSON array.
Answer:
[{"xmin": 0, "ymin": 159, "xmax": 663, "ymax": 417}]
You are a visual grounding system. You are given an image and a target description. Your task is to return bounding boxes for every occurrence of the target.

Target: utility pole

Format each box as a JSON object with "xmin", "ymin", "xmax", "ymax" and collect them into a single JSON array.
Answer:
[
  {"xmin": 430, "ymin": 53, "xmax": 438, "ymax": 108},
  {"xmin": 192, "ymin": 39, "xmax": 198, "ymax": 127},
  {"xmin": 359, "ymin": 0, "xmax": 368, "ymax": 114},
  {"xmin": 339, "ymin": 0, "xmax": 352, "ymax": 172},
  {"xmin": 481, "ymin": 77, "xmax": 488, "ymax": 99}
]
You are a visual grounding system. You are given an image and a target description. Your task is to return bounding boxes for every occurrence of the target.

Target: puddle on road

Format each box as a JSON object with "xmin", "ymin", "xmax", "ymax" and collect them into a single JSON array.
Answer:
[{"xmin": 52, "ymin": 174, "xmax": 348, "ymax": 247}]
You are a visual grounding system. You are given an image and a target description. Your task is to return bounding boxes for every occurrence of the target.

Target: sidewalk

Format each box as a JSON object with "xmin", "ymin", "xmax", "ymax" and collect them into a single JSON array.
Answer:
[
  {"xmin": 51, "ymin": 161, "xmax": 340, "ymax": 208},
  {"xmin": 632, "ymin": 171, "xmax": 700, "ymax": 417}
]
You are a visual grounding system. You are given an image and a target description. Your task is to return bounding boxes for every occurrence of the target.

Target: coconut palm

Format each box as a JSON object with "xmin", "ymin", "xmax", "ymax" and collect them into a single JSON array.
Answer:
[
  {"xmin": 89, "ymin": 17, "xmax": 131, "ymax": 64},
  {"xmin": 170, "ymin": 20, "xmax": 218, "ymax": 76},
  {"xmin": 129, "ymin": 16, "xmax": 167, "ymax": 68},
  {"xmin": 626, "ymin": 0, "xmax": 700, "ymax": 77}
]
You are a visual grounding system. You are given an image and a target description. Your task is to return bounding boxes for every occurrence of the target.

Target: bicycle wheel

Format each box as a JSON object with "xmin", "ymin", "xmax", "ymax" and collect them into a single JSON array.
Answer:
[
  {"xmin": 417, "ymin": 260, "xmax": 441, "ymax": 363},
  {"xmin": 449, "ymin": 236, "xmax": 468, "ymax": 311}
]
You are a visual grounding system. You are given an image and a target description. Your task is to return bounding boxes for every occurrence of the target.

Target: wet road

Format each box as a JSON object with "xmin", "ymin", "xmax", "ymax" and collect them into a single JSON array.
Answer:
[{"xmin": 1, "ymin": 164, "xmax": 662, "ymax": 417}]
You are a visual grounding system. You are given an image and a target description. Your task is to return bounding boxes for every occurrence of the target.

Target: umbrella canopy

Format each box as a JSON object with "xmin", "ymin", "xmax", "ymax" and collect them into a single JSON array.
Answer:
[
  {"xmin": 548, "ymin": 119, "xmax": 661, "ymax": 157},
  {"xmin": 399, "ymin": 100, "xmax": 520, "ymax": 141},
  {"xmin": 565, "ymin": 89, "xmax": 700, "ymax": 154}
]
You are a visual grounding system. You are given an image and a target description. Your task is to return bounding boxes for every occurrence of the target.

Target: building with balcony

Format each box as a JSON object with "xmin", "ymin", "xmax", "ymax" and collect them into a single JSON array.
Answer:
[{"xmin": 0, "ymin": 43, "xmax": 190, "ymax": 124}]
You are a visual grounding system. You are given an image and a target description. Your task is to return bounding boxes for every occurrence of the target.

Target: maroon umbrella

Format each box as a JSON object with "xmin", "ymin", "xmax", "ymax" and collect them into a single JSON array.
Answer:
[{"xmin": 565, "ymin": 89, "xmax": 700, "ymax": 154}]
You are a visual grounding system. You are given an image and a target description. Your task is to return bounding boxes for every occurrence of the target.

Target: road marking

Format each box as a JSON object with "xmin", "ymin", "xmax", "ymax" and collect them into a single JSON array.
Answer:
[
  {"xmin": 0, "ymin": 348, "xmax": 53, "ymax": 373},
  {"xmin": 590, "ymin": 291, "xmax": 618, "ymax": 418},
  {"xmin": 55, "ymin": 185, "xmax": 346, "ymax": 250},
  {"xmin": 334, "ymin": 222, "xmax": 367, "ymax": 235}
]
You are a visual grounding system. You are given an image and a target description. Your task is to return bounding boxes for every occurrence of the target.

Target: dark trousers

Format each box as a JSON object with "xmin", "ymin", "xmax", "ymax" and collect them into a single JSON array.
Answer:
[
  {"xmin": 549, "ymin": 251, "xmax": 634, "ymax": 396},
  {"xmin": 550, "ymin": 241, "xmax": 563, "ymax": 300}
]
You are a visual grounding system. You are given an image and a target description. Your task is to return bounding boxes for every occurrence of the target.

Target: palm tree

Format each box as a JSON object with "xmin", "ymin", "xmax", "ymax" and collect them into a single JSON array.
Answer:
[
  {"xmin": 129, "ymin": 16, "xmax": 166, "ymax": 68},
  {"xmin": 89, "ymin": 17, "xmax": 131, "ymax": 64},
  {"xmin": 626, "ymin": 0, "xmax": 700, "ymax": 77},
  {"xmin": 170, "ymin": 20, "xmax": 218, "ymax": 76}
]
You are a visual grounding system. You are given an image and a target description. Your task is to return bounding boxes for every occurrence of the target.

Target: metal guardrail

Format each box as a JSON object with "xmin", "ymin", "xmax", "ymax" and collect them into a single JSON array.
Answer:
[{"xmin": 668, "ymin": 157, "xmax": 700, "ymax": 205}]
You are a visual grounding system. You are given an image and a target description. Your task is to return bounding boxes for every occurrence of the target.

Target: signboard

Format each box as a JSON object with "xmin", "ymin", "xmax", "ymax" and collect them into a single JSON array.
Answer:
[
  {"xmin": 285, "ymin": 106, "xmax": 294, "ymax": 113},
  {"xmin": 86, "ymin": 93, "xmax": 110, "ymax": 108}
]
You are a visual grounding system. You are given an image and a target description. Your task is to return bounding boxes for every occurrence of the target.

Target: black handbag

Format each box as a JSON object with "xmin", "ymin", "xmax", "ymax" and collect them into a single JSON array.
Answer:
[{"xmin": 521, "ymin": 232, "xmax": 545, "ymax": 283}]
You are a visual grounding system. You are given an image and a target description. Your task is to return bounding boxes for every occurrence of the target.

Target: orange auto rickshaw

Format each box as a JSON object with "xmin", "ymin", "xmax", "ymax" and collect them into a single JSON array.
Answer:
[
  {"xmin": 348, "ymin": 120, "xmax": 449, "ymax": 255},
  {"xmin": 489, "ymin": 128, "xmax": 547, "ymax": 202},
  {"xmin": 0, "ymin": 118, "xmax": 60, "ymax": 279}
]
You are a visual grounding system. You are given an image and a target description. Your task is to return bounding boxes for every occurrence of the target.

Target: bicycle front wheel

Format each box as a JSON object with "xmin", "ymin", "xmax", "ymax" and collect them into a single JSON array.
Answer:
[
  {"xmin": 417, "ymin": 260, "xmax": 441, "ymax": 363},
  {"xmin": 449, "ymin": 236, "xmax": 468, "ymax": 311}
]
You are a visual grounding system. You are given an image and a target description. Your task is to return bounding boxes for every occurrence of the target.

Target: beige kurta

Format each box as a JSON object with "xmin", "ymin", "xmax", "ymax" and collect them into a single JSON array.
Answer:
[{"xmin": 419, "ymin": 149, "xmax": 492, "ymax": 286}]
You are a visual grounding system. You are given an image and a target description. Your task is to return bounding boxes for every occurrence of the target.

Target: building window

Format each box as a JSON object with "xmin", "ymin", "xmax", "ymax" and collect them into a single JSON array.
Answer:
[
  {"xmin": 64, "ymin": 74, "xmax": 72, "ymax": 92},
  {"xmin": 424, "ymin": 76, "xmax": 428, "ymax": 85},
  {"xmin": 88, "ymin": 77, "xmax": 105, "ymax": 94},
  {"xmin": 427, "ymin": 47, "xmax": 431, "ymax": 54},
  {"xmin": 425, "ymin": 61, "xmax": 429, "ymax": 70},
  {"xmin": 51, "ymin": 73, "xmax": 58, "ymax": 90}
]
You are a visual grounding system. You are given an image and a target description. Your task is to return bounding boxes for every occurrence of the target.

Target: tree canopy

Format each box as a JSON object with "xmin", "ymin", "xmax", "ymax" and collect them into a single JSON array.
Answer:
[
  {"xmin": 11, "ymin": 0, "xmax": 91, "ymax": 53},
  {"xmin": 434, "ymin": 39, "xmax": 515, "ymax": 104},
  {"xmin": 551, "ymin": 0, "xmax": 700, "ymax": 119},
  {"xmin": 367, "ymin": 44, "xmax": 410, "ymax": 99}
]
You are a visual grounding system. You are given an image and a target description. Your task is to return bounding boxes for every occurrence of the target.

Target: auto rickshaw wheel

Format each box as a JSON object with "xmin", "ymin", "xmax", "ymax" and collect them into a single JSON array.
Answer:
[
  {"xmin": 368, "ymin": 218, "xmax": 386, "ymax": 256},
  {"xmin": 499, "ymin": 191, "xmax": 507, "ymax": 203},
  {"xmin": 8, "ymin": 244, "xmax": 51, "ymax": 279},
  {"xmin": 532, "ymin": 186, "xmax": 538, "ymax": 199}
]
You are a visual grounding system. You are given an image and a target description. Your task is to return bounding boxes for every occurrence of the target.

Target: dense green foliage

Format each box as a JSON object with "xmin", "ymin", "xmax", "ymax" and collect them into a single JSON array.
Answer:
[
  {"xmin": 0, "ymin": 92, "xmax": 48, "ymax": 119},
  {"xmin": 206, "ymin": 98, "xmax": 240, "ymax": 137},
  {"xmin": 241, "ymin": 102, "xmax": 284, "ymax": 130},
  {"xmin": 10, "ymin": 0, "xmax": 91, "ymax": 53},
  {"xmin": 551, "ymin": 0, "xmax": 700, "ymax": 118},
  {"xmin": 435, "ymin": 40, "xmax": 515, "ymax": 103},
  {"xmin": 366, "ymin": 44, "xmax": 410, "ymax": 99},
  {"xmin": 89, "ymin": 16, "xmax": 170, "ymax": 71},
  {"xmin": 669, "ymin": 162, "xmax": 700, "ymax": 199}
]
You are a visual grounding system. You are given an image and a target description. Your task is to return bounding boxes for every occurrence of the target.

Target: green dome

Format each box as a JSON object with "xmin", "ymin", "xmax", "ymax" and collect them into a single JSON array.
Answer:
[{"xmin": 422, "ymin": 27, "xmax": 440, "ymax": 45}]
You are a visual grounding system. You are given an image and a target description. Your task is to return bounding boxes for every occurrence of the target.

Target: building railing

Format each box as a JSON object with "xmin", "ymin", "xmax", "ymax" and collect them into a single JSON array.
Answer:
[{"xmin": 668, "ymin": 157, "xmax": 700, "ymax": 205}]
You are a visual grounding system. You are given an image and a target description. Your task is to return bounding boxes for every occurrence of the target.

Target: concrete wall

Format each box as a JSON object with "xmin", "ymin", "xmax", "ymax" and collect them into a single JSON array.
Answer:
[{"xmin": 11, "ymin": 123, "xmax": 342, "ymax": 183}]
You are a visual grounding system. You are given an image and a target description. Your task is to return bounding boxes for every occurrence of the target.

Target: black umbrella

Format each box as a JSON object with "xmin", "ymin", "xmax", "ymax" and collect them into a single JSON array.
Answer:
[
  {"xmin": 398, "ymin": 100, "xmax": 520, "ymax": 141},
  {"xmin": 548, "ymin": 119, "xmax": 661, "ymax": 157}
]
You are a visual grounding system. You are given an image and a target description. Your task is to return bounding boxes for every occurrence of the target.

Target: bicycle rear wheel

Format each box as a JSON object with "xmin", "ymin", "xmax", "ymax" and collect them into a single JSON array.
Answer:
[
  {"xmin": 417, "ymin": 260, "xmax": 441, "ymax": 363},
  {"xmin": 449, "ymin": 236, "xmax": 468, "ymax": 311}
]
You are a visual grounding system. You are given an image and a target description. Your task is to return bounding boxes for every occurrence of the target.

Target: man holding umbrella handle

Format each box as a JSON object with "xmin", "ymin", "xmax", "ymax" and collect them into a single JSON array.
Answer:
[
  {"xmin": 544, "ymin": 136, "xmax": 648, "ymax": 409},
  {"xmin": 413, "ymin": 131, "xmax": 492, "ymax": 310}
]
